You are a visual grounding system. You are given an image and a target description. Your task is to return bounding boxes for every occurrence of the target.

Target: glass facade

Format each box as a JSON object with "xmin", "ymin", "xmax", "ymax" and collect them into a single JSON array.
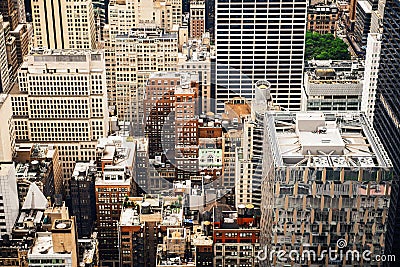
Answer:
[{"xmin": 374, "ymin": 0, "xmax": 400, "ymax": 257}]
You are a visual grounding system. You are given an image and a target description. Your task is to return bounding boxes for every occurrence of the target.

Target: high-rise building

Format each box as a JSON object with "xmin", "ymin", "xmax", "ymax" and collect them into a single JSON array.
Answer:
[
  {"xmin": 174, "ymin": 79, "xmax": 199, "ymax": 180},
  {"xmin": 118, "ymin": 195, "xmax": 187, "ymax": 267},
  {"xmin": 15, "ymin": 0, "xmax": 27, "ymax": 24},
  {"xmin": 95, "ymin": 136, "xmax": 135, "ymax": 266},
  {"xmin": 213, "ymin": 209, "xmax": 261, "ymax": 267},
  {"xmin": 2, "ymin": 19, "xmax": 18, "ymax": 83},
  {"xmin": 92, "ymin": 0, "xmax": 109, "ymax": 28},
  {"xmin": 95, "ymin": 168, "xmax": 132, "ymax": 267},
  {"xmin": 354, "ymin": 0, "xmax": 373, "ymax": 47},
  {"xmin": 0, "ymin": 0, "xmax": 19, "ymax": 30},
  {"xmin": 10, "ymin": 23, "xmax": 31, "ymax": 65},
  {"xmin": 105, "ymin": 0, "xmax": 183, "ymax": 110},
  {"xmin": 115, "ymin": 28, "xmax": 178, "ymax": 123},
  {"xmin": 235, "ymin": 81, "xmax": 277, "ymax": 208},
  {"xmin": 189, "ymin": 0, "xmax": 205, "ymax": 38},
  {"xmin": 4, "ymin": 30, "xmax": 19, "ymax": 84},
  {"xmin": 31, "ymin": 0, "xmax": 96, "ymax": 49},
  {"xmin": 70, "ymin": 162, "xmax": 97, "ymax": 238},
  {"xmin": 11, "ymin": 49, "xmax": 109, "ymax": 196},
  {"xmin": 14, "ymin": 143, "xmax": 63, "ymax": 204},
  {"xmin": 205, "ymin": 0, "xmax": 215, "ymax": 40},
  {"xmin": 0, "ymin": 94, "xmax": 15, "ymax": 162},
  {"xmin": 178, "ymin": 37, "xmax": 212, "ymax": 113},
  {"xmin": 373, "ymin": 0, "xmax": 400, "ymax": 258},
  {"xmin": 0, "ymin": 237, "xmax": 30, "ymax": 267},
  {"xmin": 307, "ymin": 3, "xmax": 340, "ymax": 34},
  {"xmin": 144, "ymin": 72, "xmax": 200, "ymax": 187},
  {"xmin": 260, "ymin": 112, "xmax": 392, "ymax": 265},
  {"xmin": 0, "ymin": 15, "xmax": 11, "ymax": 93},
  {"xmin": 145, "ymin": 72, "xmax": 182, "ymax": 159},
  {"xmin": 221, "ymin": 98, "xmax": 251, "ymax": 206},
  {"xmin": 0, "ymin": 163, "xmax": 19, "ymax": 235},
  {"xmin": 133, "ymin": 137, "xmax": 149, "ymax": 194},
  {"xmin": 370, "ymin": 0, "xmax": 385, "ymax": 34},
  {"xmin": 214, "ymin": 0, "xmax": 307, "ymax": 113},
  {"xmin": 362, "ymin": 33, "xmax": 381, "ymax": 122},
  {"xmin": 118, "ymin": 196, "xmax": 161, "ymax": 267}
]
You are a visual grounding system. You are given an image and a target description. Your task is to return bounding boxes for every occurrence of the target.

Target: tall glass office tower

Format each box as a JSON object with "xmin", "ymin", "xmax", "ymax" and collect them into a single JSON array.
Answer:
[
  {"xmin": 373, "ymin": 0, "xmax": 400, "ymax": 258},
  {"xmin": 214, "ymin": 0, "xmax": 307, "ymax": 113}
]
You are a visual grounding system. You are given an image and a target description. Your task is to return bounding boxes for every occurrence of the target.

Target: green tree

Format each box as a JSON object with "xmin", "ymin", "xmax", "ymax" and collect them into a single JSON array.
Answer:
[{"xmin": 305, "ymin": 31, "xmax": 351, "ymax": 60}]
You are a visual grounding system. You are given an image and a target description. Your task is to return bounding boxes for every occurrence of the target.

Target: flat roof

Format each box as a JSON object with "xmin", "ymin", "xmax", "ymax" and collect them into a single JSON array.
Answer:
[
  {"xmin": 266, "ymin": 112, "xmax": 392, "ymax": 168},
  {"xmin": 29, "ymin": 232, "xmax": 71, "ymax": 259}
]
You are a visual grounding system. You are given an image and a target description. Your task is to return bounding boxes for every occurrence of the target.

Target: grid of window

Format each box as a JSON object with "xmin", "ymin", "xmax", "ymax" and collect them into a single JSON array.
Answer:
[
  {"xmin": 29, "ymin": 121, "xmax": 90, "ymax": 142},
  {"xmin": 27, "ymin": 74, "xmax": 90, "ymax": 96},
  {"xmin": 215, "ymin": 0, "xmax": 307, "ymax": 112},
  {"xmin": 13, "ymin": 120, "xmax": 28, "ymax": 140},
  {"xmin": 29, "ymin": 98, "xmax": 90, "ymax": 119},
  {"xmin": 11, "ymin": 96, "xmax": 28, "ymax": 117}
]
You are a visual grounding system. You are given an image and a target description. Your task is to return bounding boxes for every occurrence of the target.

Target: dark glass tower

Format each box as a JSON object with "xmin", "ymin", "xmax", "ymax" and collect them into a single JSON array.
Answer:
[{"xmin": 373, "ymin": 0, "xmax": 400, "ymax": 259}]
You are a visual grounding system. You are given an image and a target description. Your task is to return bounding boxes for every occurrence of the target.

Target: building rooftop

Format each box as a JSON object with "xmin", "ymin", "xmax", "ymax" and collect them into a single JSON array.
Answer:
[
  {"xmin": 179, "ymin": 38, "xmax": 210, "ymax": 63},
  {"xmin": 222, "ymin": 98, "xmax": 251, "ymax": 121},
  {"xmin": 30, "ymin": 48, "xmax": 103, "ymax": 57},
  {"xmin": 72, "ymin": 162, "xmax": 97, "ymax": 181},
  {"xmin": 29, "ymin": 232, "xmax": 71, "ymax": 259},
  {"xmin": 20, "ymin": 49, "xmax": 105, "ymax": 72},
  {"xmin": 78, "ymin": 234, "xmax": 97, "ymax": 266},
  {"xmin": 119, "ymin": 195, "xmax": 184, "ymax": 226},
  {"xmin": 120, "ymin": 197, "xmax": 144, "ymax": 226},
  {"xmin": 191, "ymin": 226, "xmax": 213, "ymax": 246},
  {"xmin": 161, "ymin": 197, "xmax": 183, "ymax": 226},
  {"xmin": 116, "ymin": 27, "xmax": 177, "ymax": 39},
  {"xmin": 22, "ymin": 183, "xmax": 48, "ymax": 211},
  {"xmin": 135, "ymin": 137, "xmax": 148, "ymax": 152},
  {"xmin": 305, "ymin": 60, "xmax": 364, "ymax": 96},
  {"xmin": 98, "ymin": 136, "xmax": 135, "ymax": 162},
  {"xmin": 148, "ymin": 72, "xmax": 198, "ymax": 91},
  {"xmin": 266, "ymin": 112, "xmax": 393, "ymax": 168},
  {"xmin": 29, "ymin": 232, "xmax": 54, "ymax": 255}
]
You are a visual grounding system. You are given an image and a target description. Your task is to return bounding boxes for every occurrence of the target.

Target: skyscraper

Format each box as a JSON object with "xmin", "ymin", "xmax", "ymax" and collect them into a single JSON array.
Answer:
[
  {"xmin": 115, "ymin": 28, "xmax": 178, "ymax": 123},
  {"xmin": 70, "ymin": 162, "xmax": 97, "ymax": 238},
  {"xmin": 373, "ymin": 0, "xmax": 400, "ymax": 258},
  {"xmin": 0, "ymin": 94, "xmax": 14, "ymax": 161},
  {"xmin": 214, "ymin": 0, "xmax": 307, "ymax": 113},
  {"xmin": 261, "ymin": 112, "xmax": 393, "ymax": 265},
  {"xmin": 0, "ymin": 163, "xmax": 19, "ymax": 235},
  {"xmin": 31, "ymin": 0, "xmax": 96, "ymax": 49},
  {"xmin": 190, "ymin": 0, "xmax": 205, "ymax": 38},
  {"xmin": 0, "ymin": 0, "xmax": 19, "ymax": 30},
  {"xmin": 105, "ymin": 0, "xmax": 182, "ymax": 116},
  {"xmin": 362, "ymin": 33, "xmax": 381, "ymax": 122},
  {"xmin": 0, "ymin": 15, "xmax": 11, "ymax": 93},
  {"xmin": 11, "ymin": 48, "xmax": 109, "ymax": 196}
]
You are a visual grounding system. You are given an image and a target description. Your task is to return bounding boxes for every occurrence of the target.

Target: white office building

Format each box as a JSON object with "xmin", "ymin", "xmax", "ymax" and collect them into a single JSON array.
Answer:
[
  {"xmin": 362, "ymin": 33, "xmax": 382, "ymax": 122},
  {"xmin": 11, "ymin": 49, "xmax": 109, "ymax": 196},
  {"xmin": 31, "ymin": 0, "xmax": 96, "ymax": 49}
]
